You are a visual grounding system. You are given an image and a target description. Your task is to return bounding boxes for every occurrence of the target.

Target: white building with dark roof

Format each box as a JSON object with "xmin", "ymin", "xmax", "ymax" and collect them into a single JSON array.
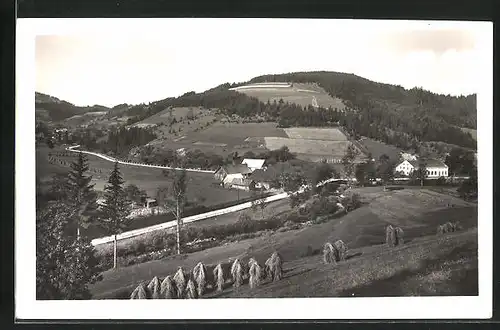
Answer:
[{"xmin": 395, "ymin": 159, "xmax": 449, "ymax": 178}]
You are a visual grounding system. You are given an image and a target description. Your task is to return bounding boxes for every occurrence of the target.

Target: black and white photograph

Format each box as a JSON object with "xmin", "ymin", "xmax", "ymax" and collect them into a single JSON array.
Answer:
[{"xmin": 16, "ymin": 18, "xmax": 492, "ymax": 320}]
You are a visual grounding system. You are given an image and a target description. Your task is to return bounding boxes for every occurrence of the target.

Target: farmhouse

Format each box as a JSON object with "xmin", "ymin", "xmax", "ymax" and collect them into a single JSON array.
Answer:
[
  {"xmin": 241, "ymin": 158, "xmax": 266, "ymax": 172},
  {"xmin": 223, "ymin": 177, "xmax": 254, "ymax": 191},
  {"xmin": 249, "ymin": 168, "xmax": 275, "ymax": 190},
  {"xmin": 214, "ymin": 164, "xmax": 253, "ymax": 186},
  {"xmin": 395, "ymin": 159, "xmax": 449, "ymax": 178},
  {"xmin": 145, "ymin": 198, "xmax": 158, "ymax": 209}
]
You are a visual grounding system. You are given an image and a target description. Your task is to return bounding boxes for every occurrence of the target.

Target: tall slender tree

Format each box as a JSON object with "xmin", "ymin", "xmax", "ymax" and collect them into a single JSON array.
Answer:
[
  {"xmin": 100, "ymin": 162, "xmax": 131, "ymax": 269},
  {"xmin": 67, "ymin": 152, "xmax": 98, "ymax": 239},
  {"xmin": 156, "ymin": 170, "xmax": 187, "ymax": 255},
  {"xmin": 341, "ymin": 143, "xmax": 360, "ymax": 186}
]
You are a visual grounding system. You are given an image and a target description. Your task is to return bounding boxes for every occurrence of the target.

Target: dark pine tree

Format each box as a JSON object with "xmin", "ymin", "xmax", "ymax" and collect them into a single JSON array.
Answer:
[
  {"xmin": 66, "ymin": 152, "xmax": 98, "ymax": 239},
  {"xmin": 100, "ymin": 162, "xmax": 131, "ymax": 268}
]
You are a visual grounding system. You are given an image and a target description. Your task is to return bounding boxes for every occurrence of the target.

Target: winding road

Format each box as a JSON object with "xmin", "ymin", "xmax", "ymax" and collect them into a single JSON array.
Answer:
[
  {"xmin": 66, "ymin": 145, "xmax": 216, "ymax": 174},
  {"xmin": 65, "ymin": 145, "xmax": 345, "ymax": 246}
]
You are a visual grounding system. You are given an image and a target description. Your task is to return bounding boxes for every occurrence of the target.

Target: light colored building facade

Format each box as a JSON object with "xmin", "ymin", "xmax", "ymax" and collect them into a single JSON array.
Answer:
[{"xmin": 395, "ymin": 159, "xmax": 448, "ymax": 178}]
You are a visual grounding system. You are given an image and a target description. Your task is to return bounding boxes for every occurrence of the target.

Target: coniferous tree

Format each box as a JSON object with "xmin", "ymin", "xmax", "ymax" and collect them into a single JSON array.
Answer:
[
  {"xmin": 100, "ymin": 162, "xmax": 131, "ymax": 268},
  {"xmin": 66, "ymin": 152, "xmax": 98, "ymax": 239},
  {"xmin": 36, "ymin": 202, "xmax": 103, "ymax": 299},
  {"xmin": 342, "ymin": 143, "xmax": 360, "ymax": 186}
]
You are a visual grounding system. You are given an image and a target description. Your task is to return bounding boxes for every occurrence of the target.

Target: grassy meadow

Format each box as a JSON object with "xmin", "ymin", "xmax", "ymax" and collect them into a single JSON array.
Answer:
[{"xmin": 89, "ymin": 186, "xmax": 477, "ymax": 299}]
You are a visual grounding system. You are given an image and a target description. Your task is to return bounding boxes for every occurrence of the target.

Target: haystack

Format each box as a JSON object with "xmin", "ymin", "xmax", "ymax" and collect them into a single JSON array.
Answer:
[
  {"xmin": 130, "ymin": 283, "xmax": 148, "ymax": 299},
  {"xmin": 160, "ymin": 275, "xmax": 176, "ymax": 299}
]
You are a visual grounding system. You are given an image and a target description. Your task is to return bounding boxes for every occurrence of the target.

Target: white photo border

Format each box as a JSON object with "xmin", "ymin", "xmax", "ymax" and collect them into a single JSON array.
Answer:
[{"xmin": 16, "ymin": 18, "xmax": 493, "ymax": 320}]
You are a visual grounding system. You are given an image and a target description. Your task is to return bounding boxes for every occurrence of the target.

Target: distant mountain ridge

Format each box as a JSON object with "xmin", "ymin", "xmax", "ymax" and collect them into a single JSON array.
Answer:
[{"xmin": 35, "ymin": 92, "xmax": 110, "ymax": 122}]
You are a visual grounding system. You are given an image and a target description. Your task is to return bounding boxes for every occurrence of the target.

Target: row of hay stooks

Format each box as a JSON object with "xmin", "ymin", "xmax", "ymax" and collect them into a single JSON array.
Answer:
[
  {"xmin": 131, "ymin": 221, "xmax": 463, "ymax": 299},
  {"xmin": 130, "ymin": 251, "xmax": 283, "ymax": 299},
  {"xmin": 324, "ymin": 221, "xmax": 462, "ymax": 266}
]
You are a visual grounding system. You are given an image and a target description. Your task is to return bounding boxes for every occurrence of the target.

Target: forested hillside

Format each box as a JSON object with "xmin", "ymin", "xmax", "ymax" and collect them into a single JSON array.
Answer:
[
  {"xmin": 37, "ymin": 71, "xmax": 477, "ymax": 151},
  {"xmin": 121, "ymin": 73, "xmax": 476, "ymax": 151},
  {"xmin": 247, "ymin": 72, "xmax": 477, "ymax": 149},
  {"xmin": 35, "ymin": 92, "xmax": 109, "ymax": 121}
]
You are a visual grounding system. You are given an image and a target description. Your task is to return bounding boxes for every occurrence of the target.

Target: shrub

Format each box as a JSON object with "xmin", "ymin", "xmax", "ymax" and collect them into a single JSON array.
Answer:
[
  {"xmin": 345, "ymin": 193, "xmax": 362, "ymax": 211},
  {"xmin": 237, "ymin": 213, "xmax": 256, "ymax": 233},
  {"xmin": 152, "ymin": 235, "xmax": 164, "ymax": 250}
]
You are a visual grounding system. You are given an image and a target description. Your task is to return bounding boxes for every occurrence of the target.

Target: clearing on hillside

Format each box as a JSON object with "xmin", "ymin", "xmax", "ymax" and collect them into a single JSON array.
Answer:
[{"xmin": 231, "ymin": 82, "xmax": 346, "ymax": 110}]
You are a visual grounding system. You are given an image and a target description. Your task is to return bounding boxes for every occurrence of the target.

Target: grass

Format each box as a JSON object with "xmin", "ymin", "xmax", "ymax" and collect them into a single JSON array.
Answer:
[
  {"xmin": 89, "ymin": 186, "xmax": 477, "ymax": 298},
  {"xmin": 38, "ymin": 145, "xmax": 248, "ymax": 205},
  {"xmin": 284, "ymin": 127, "xmax": 347, "ymax": 141},
  {"xmin": 264, "ymin": 137, "xmax": 353, "ymax": 156},
  {"xmin": 217, "ymin": 228, "xmax": 477, "ymax": 298},
  {"xmin": 359, "ymin": 137, "xmax": 402, "ymax": 162},
  {"xmin": 235, "ymin": 83, "xmax": 346, "ymax": 110}
]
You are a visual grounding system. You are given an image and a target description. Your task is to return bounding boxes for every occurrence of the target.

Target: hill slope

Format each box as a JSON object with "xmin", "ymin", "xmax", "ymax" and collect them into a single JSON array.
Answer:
[
  {"xmin": 35, "ymin": 92, "xmax": 110, "ymax": 122},
  {"xmin": 90, "ymin": 187, "xmax": 477, "ymax": 299}
]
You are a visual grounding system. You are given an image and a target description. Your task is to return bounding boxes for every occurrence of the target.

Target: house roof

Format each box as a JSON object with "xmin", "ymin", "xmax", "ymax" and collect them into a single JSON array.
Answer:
[
  {"xmin": 407, "ymin": 159, "xmax": 448, "ymax": 168},
  {"xmin": 224, "ymin": 176, "xmax": 252, "ymax": 186},
  {"xmin": 241, "ymin": 158, "xmax": 266, "ymax": 169},
  {"xmin": 219, "ymin": 164, "xmax": 253, "ymax": 175}
]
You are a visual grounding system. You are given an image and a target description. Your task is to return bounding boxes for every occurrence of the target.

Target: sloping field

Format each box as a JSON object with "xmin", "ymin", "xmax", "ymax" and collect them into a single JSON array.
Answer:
[
  {"xmin": 188, "ymin": 122, "xmax": 287, "ymax": 147},
  {"xmin": 284, "ymin": 127, "xmax": 348, "ymax": 141},
  {"xmin": 135, "ymin": 107, "xmax": 215, "ymax": 126},
  {"xmin": 234, "ymin": 83, "xmax": 346, "ymax": 110},
  {"xmin": 217, "ymin": 228, "xmax": 477, "ymax": 298},
  {"xmin": 90, "ymin": 187, "xmax": 477, "ymax": 298},
  {"xmin": 359, "ymin": 137, "xmax": 402, "ymax": 162},
  {"xmin": 264, "ymin": 137, "xmax": 352, "ymax": 156},
  {"xmin": 37, "ymin": 146, "xmax": 248, "ymax": 208}
]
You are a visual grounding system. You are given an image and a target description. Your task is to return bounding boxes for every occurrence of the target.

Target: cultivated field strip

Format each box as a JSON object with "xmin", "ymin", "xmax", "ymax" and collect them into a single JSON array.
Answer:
[
  {"xmin": 90, "ymin": 177, "xmax": 343, "ymax": 246},
  {"xmin": 284, "ymin": 127, "xmax": 348, "ymax": 141},
  {"xmin": 66, "ymin": 145, "xmax": 215, "ymax": 174},
  {"xmin": 264, "ymin": 137, "xmax": 351, "ymax": 155}
]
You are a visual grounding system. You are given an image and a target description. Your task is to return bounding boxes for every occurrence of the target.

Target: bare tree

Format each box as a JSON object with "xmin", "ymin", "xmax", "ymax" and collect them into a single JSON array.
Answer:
[{"xmin": 156, "ymin": 170, "xmax": 187, "ymax": 255}]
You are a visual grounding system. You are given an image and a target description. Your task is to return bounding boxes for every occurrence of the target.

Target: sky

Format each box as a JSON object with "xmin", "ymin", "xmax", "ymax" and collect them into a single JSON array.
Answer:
[{"xmin": 35, "ymin": 19, "xmax": 485, "ymax": 107}]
